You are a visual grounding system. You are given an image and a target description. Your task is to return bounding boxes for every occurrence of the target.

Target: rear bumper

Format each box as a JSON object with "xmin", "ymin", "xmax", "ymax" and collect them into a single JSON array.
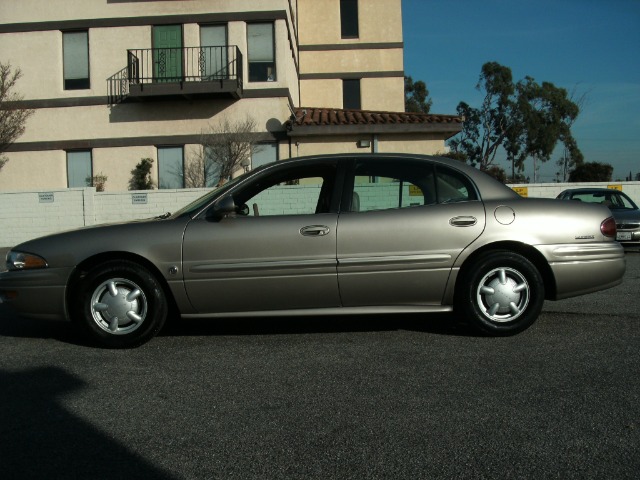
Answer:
[
  {"xmin": 538, "ymin": 242, "xmax": 626, "ymax": 300},
  {"xmin": 0, "ymin": 268, "xmax": 71, "ymax": 321}
]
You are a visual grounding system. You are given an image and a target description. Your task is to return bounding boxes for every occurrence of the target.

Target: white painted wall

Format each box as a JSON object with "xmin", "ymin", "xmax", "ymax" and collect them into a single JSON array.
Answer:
[{"xmin": 1, "ymin": 181, "xmax": 639, "ymax": 248}]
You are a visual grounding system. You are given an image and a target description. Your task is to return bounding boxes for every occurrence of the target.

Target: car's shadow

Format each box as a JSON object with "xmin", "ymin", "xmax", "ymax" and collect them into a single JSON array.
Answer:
[
  {"xmin": 0, "ymin": 306, "xmax": 479, "ymax": 347},
  {"xmin": 160, "ymin": 312, "xmax": 477, "ymax": 338}
]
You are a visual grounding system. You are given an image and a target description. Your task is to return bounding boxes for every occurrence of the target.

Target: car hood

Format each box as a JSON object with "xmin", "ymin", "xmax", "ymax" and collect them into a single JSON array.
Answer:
[{"xmin": 11, "ymin": 216, "xmax": 191, "ymax": 269}]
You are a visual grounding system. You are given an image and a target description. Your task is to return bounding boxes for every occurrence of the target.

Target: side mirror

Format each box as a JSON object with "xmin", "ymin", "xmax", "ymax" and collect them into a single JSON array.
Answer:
[{"xmin": 207, "ymin": 195, "xmax": 237, "ymax": 221}]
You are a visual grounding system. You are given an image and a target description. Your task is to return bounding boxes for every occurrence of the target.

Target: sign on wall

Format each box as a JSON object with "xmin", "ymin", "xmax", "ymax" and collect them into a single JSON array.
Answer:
[
  {"xmin": 132, "ymin": 194, "xmax": 148, "ymax": 204},
  {"xmin": 512, "ymin": 187, "xmax": 528, "ymax": 197},
  {"xmin": 38, "ymin": 192, "xmax": 54, "ymax": 203}
]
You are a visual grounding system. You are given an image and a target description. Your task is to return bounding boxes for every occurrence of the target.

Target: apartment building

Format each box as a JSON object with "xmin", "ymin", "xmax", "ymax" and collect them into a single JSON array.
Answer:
[{"xmin": 0, "ymin": 0, "xmax": 462, "ymax": 191}]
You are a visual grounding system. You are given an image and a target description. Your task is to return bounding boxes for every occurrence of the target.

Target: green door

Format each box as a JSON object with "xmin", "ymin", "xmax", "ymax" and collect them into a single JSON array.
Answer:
[{"xmin": 153, "ymin": 25, "xmax": 182, "ymax": 81}]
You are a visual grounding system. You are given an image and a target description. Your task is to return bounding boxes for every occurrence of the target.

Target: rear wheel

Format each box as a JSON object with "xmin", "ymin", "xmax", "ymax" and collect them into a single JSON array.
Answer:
[
  {"xmin": 73, "ymin": 260, "xmax": 167, "ymax": 348},
  {"xmin": 456, "ymin": 250, "xmax": 544, "ymax": 336}
]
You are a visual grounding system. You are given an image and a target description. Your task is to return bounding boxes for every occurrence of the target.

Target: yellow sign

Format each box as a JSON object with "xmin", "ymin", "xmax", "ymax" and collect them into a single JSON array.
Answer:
[
  {"xmin": 512, "ymin": 187, "xmax": 528, "ymax": 197},
  {"xmin": 409, "ymin": 185, "xmax": 423, "ymax": 196},
  {"xmin": 607, "ymin": 184, "xmax": 622, "ymax": 191}
]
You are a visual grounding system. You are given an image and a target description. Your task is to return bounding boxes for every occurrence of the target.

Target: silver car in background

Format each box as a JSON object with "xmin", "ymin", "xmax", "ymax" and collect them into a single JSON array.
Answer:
[
  {"xmin": 556, "ymin": 187, "xmax": 640, "ymax": 246},
  {"xmin": 0, "ymin": 154, "xmax": 626, "ymax": 348}
]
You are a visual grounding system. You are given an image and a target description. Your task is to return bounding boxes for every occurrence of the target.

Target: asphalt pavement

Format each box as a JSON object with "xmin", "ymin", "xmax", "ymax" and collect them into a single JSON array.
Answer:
[{"xmin": 1, "ymin": 253, "xmax": 639, "ymax": 478}]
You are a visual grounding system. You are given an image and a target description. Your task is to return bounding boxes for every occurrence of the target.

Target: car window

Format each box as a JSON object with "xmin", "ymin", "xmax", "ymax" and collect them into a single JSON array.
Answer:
[
  {"xmin": 569, "ymin": 191, "xmax": 637, "ymax": 210},
  {"xmin": 235, "ymin": 165, "xmax": 336, "ymax": 216},
  {"xmin": 350, "ymin": 160, "xmax": 436, "ymax": 212},
  {"xmin": 435, "ymin": 167, "xmax": 478, "ymax": 204},
  {"xmin": 348, "ymin": 160, "xmax": 477, "ymax": 212}
]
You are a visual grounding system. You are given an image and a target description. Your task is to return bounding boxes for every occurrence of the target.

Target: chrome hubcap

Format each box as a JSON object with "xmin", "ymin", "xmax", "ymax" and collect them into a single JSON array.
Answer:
[
  {"xmin": 90, "ymin": 278, "xmax": 147, "ymax": 335},
  {"xmin": 476, "ymin": 267, "xmax": 530, "ymax": 323}
]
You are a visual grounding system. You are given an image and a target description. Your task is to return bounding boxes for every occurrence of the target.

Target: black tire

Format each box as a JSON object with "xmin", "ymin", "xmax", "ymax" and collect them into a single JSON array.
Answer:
[
  {"xmin": 73, "ymin": 260, "xmax": 168, "ymax": 348},
  {"xmin": 456, "ymin": 250, "xmax": 544, "ymax": 336}
]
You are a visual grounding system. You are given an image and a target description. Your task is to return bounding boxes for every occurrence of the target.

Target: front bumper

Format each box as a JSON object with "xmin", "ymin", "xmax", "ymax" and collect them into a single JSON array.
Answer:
[{"xmin": 0, "ymin": 267, "xmax": 72, "ymax": 320}]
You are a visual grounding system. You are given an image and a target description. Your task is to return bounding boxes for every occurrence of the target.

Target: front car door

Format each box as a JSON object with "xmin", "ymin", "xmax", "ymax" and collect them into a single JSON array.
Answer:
[
  {"xmin": 337, "ymin": 157, "xmax": 486, "ymax": 306},
  {"xmin": 182, "ymin": 161, "xmax": 342, "ymax": 314}
]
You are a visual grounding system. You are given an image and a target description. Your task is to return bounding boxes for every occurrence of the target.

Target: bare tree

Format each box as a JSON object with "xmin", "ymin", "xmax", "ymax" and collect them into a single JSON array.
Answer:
[
  {"xmin": 187, "ymin": 116, "xmax": 263, "ymax": 188},
  {"xmin": 0, "ymin": 62, "xmax": 34, "ymax": 172},
  {"xmin": 183, "ymin": 150, "xmax": 219, "ymax": 188}
]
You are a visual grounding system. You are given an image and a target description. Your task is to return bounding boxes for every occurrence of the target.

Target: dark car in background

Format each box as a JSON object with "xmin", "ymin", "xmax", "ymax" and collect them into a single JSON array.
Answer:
[
  {"xmin": 0, "ymin": 155, "xmax": 626, "ymax": 348},
  {"xmin": 557, "ymin": 188, "xmax": 640, "ymax": 246}
]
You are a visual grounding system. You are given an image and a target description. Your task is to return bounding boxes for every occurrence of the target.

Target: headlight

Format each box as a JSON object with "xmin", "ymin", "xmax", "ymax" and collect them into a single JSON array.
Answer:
[{"xmin": 6, "ymin": 251, "xmax": 48, "ymax": 271}]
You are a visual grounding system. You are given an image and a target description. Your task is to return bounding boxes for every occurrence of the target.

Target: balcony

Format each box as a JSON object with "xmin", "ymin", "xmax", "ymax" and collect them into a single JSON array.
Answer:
[{"xmin": 108, "ymin": 46, "xmax": 243, "ymax": 104}]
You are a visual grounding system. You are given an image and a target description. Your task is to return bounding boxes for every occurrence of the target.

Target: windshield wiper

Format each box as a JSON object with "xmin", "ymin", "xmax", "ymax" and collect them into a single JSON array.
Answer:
[{"xmin": 156, "ymin": 212, "xmax": 171, "ymax": 219}]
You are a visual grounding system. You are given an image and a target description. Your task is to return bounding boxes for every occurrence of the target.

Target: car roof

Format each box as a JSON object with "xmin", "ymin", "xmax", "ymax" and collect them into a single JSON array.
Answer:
[{"xmin": 561, "ymin": 188, "xmax": 621, "ymax": 193}]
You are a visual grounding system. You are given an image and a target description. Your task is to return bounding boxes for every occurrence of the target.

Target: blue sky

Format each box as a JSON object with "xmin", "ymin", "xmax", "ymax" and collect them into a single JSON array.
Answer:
[{"xmin": 402, "ymin": 0, "xmax": 640, "ymax": 182}]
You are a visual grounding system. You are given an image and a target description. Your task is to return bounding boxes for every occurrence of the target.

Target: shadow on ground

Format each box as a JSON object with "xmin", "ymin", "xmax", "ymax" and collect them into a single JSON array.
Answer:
[
  {"xmin": 0, "ymin": 366, "xmax": 178, "ymax": 479},
  {"xmin": 0, "ymin": 304, "xmax": 478, "ymax": 347}
]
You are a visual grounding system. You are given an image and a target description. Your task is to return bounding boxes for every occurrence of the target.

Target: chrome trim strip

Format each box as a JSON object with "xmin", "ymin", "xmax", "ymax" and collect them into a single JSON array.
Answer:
[
  {"xmin": 189, "ymin": 258, "xmax": 335, "ymax": 273},
  {"xmin": 550, "ymin": 243, "xmax": 624, "ymax": 258},
  {"xmin": 339, "ymin": 254, "xmax": 452, "ymax": 266},
  {"xmin": 182, "ymin": 305, "xmax": 454, "ymax": 318}
]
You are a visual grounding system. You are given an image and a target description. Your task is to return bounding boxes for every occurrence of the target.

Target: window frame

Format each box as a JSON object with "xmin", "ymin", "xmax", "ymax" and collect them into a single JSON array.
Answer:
[
  {"xmin": 157, "ymin": 146, "xmax": 185, "ymax": 189},
  {"xmin": 247, "ymin": 22, "xmax": 276, "ymax": 82},
  {"xmin": 66, "ymin": 150, "xmax": 93, "ymax": 188},
  {"xmin": 199, "ymin": 23, "xmax": 228, "ymax": 80},
  {"xmin": 62, "ymin": 30, "xmax": 90, "ymax": 90},
  {"xmin": 342, "ymin": 78, "xmax": 361, "ymax": 110},
  {"xmin": 340, "ymin": 0, "xmax": 359, "ymax": 39},
  {"xmin": 251, "ymin": 142, "xmax": 279, "ymax": 170}
]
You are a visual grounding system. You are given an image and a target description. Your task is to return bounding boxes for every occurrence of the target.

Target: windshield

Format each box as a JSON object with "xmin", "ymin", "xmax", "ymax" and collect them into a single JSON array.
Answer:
[
  {"xmin": 569, "ymin": 191, "xmax": 639, "ymax": 210},
  {"xmin": 170, "ymin": 172, "xmax": 250, "ymax": 218}
]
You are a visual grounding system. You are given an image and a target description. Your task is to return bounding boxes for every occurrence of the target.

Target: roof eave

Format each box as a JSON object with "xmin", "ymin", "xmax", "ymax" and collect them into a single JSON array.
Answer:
[{"xmin": 287, "ymin": 123, "xmax": 463, "ymax": 138}]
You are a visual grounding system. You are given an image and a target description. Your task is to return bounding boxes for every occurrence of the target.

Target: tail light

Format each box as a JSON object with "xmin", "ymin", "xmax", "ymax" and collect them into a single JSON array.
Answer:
[{"xmin": 600, "ymin": 217, "xmax": 617, "ymax": 238}]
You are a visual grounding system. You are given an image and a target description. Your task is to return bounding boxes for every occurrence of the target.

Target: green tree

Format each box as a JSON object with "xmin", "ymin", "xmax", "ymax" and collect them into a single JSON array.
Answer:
[
  {"xmin": 449, "ymin": 62, "xmax": 583, "ymax": 180},
  {"xmin": 0, "ymin": 62, "xmax": 34, "ymax": 172},
  {"xmin": 129, "ymin": 158, "xmax": 155, "ymax": 190},
  {"xmin": 449, "ymin": 62, "xmax": 515, "ymax": 171},
  {"xmin": 568, "ymin": 162, "xmax": 613, "ymax": 182},
  {"xmin": 514, "ymin": 77, "xmax": 582, "ymax": 181},
  {"xmin": 404, "ymin": 76, "xmax": 432, "ymax": 114}
]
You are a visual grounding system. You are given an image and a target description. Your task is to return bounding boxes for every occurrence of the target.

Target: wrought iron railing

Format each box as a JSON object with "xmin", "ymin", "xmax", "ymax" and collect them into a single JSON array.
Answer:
[{"xmin": 108, "ymin": 46, "xmax": 243, "ymax": 104}]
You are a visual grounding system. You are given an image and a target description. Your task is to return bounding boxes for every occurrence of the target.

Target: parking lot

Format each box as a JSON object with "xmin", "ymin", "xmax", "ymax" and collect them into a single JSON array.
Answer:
[{"xmin": 1, "ymin": 252, "xmax": 639, "ymax": 479}]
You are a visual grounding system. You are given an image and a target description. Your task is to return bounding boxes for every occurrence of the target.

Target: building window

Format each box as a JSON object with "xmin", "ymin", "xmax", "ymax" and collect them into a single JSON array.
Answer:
[
  {"xmin": 200, "ymin": 24, "xmax": 228, "ymax": 79},
  {"xmin": 251, "ymin": 142, "xmax": 278, "ymax": 169},
  {"xmin": 202, "ymin": 146, "xmax": 222, "ymax": 188},
  {"xmin": 343, "ymin": 79, "xmax": 361, "ymax": 109},
  {"xmin": 247, "ymin": 23, "xmax": 276, "ymax": 82},
  {"xmin": 63, "ymin": 31, "xmax": 90, "ymax": 90},
  {"xmin": 158, "ymin": 146, "xmax": 184, "ymax": 189},
  {"xmin": 340, "ymin": 0, "xmax": 359, "ymax": 38},
  {"xmin": 67, "ymin": 150, "xmax": 92, "ymax": 188}
]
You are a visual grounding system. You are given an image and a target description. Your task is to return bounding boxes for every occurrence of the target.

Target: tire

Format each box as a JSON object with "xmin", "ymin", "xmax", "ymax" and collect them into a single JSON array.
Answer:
[
  {"xmin": 456, "ymin": 250, "xmax": 544, "ymax": 336},
  {"xmin": 73, "ymin": 260, "xmax": 168, "ymax": 348}
]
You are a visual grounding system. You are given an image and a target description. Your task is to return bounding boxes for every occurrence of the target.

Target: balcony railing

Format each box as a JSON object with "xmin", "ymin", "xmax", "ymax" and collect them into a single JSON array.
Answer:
[{"xmin": 108, "ymin": 45, "xmax": 243, "ymax": 104}]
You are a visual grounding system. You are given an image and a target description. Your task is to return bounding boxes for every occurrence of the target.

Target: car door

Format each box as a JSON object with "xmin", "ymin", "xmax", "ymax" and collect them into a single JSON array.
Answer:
[
  {"xmin": 182, "ymin": 162, "xmax": 342, "ymax": 314},
  {"xmin": 337, "ymin": 158, "xmax": 486, "ymax": 306}
]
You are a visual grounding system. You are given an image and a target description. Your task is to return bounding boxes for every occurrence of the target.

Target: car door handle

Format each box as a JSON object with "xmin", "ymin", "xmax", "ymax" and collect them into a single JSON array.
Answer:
[
  {"xmin": 449, "ymin": 216, "xmax": 477, "ymax": 227},
  {"xmin": 300, "ymin": 225, "xmax": 330, "ymax": 237}
]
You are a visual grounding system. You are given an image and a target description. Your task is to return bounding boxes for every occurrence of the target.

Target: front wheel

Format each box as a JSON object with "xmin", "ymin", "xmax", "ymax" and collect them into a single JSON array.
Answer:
[
  {"xmin": 73, "ymin": 260, "xmax": 168, "ymax": 348},
  {"xmin": 456, "ymin": 251, "xmax": 544, "ymax": 336}
]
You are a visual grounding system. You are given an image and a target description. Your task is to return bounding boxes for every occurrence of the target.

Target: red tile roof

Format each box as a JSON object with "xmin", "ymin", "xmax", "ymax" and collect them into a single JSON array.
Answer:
[{"xmin": 287, "ymin": 107, "xmax": 463, "ymax": 127}]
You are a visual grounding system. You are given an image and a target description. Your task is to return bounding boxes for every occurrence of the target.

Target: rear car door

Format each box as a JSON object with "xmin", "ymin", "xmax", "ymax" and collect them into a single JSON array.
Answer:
[
  {"xmin": 337, "ymin": 158, "xmax": 485, "ymax": 306},
  {"xmin": 182, "ymin": 161, "xmax": 342, "ymax": 313}
]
